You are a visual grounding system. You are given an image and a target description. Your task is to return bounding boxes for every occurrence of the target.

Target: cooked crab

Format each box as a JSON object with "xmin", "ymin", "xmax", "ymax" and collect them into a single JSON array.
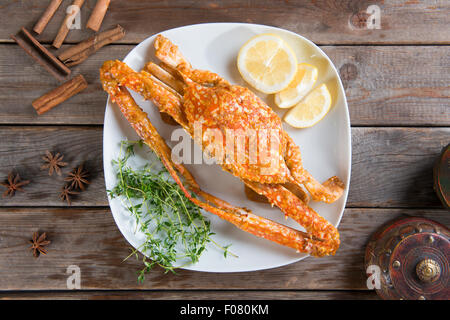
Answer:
[{"xmin": 100, "ymin": 35, "xmax": 345, "ymax": 257}]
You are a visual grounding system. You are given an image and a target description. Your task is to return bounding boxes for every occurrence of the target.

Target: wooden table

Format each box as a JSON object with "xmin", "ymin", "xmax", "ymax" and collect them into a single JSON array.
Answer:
[{"xmin": 0, "ymin": 0, "xmax": 448, "ymax": 300}]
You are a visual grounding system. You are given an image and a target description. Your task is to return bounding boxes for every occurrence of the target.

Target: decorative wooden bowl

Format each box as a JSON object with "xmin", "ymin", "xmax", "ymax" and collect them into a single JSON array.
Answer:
[{"xmin": 365, "ymin": 217, "xmax": 449, "ymax": 300}]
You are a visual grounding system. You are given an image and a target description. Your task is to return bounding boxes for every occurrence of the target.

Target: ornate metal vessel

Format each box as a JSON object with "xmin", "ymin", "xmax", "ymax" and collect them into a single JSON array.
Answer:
[
  {"xmin": 365, "ymin": 217, "xmax": 449, "ymax": 300},
  {"xmin": 434, "ymin": 144, "xmax": 449, "ymax": 209}
]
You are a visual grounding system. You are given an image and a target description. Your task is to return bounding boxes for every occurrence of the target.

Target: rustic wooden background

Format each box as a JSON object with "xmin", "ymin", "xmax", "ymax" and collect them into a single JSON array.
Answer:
[{"xmin": 0, "ymin": 0, "xmax": 448, "ymax": 300}]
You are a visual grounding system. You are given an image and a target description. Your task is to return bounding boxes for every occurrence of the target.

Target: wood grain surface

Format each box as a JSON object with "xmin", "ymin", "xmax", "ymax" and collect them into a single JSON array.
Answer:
[
  {"xmin": 0, "ymin": 0, "xmax": 448, "ymax": 300},
  {"xmin": 0, "ymin": 208, "xmax": 447, "ymax": 291},
  {"xmin": 0, "ymin": 0, "xmax": 449, "ymax": 44},
  {"xmin": 0, "ymin": 290, "xmax": 378, "ymax": 300},
  {"xmin": 0, "ymin": 126, "xmax": 447, "ymax": 208},
  {"xmin": 0, "ymin": 44, "xmax": 448, "ymax": 126},
  {"xmin": 0, "ymin": 127, "xmax": 105, "ymax": 206}
]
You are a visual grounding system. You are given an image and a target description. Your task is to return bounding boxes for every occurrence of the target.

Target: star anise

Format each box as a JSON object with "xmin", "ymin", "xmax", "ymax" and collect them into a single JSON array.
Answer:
[
  {"xmin": 1, "ymin": 172, "xmax": 30, "ymax": 197},
  {"xmin": 29, "ymin": 231, "xmax": 51, "ymax": 258},
  {"xmin": 41, "ymin": 150, "xmax": 68, "ymax": 176},
  {"xmin": 65, "ymin": 164, "xmax": 90, "ymax": 190},
  {"xmin": 60, "ymin": 185, "xmax": 79, "ymax": 205}
]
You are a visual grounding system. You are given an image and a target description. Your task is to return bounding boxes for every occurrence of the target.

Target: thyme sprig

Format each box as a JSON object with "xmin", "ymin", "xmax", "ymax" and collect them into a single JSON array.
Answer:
[{"xmin": 108, "ymin": 140, "xmax": 233, "ymax": 282}]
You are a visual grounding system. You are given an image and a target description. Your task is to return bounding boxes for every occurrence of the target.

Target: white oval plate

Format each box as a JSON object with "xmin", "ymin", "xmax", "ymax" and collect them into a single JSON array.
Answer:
[{"xmin": 103, "ymin": 23, "xmax": 351, "ymax": 272}]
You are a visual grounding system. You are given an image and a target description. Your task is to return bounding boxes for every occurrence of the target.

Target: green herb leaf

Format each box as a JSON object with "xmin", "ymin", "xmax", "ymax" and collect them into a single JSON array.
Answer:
[{"xmin": 112, "ymin": 140, "xmax": 233, "ymax": 282}]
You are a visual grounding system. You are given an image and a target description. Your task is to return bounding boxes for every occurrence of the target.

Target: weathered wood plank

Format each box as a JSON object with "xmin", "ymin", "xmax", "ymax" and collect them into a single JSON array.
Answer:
[
  {"xmin": 0, "ymin": 44, "xmax": 449, "ymax": 126},
  {"xmin": 349, "ymin": 127, "xmax": 449, "ymax": 207},
  {"xmin": 0, "ymin": 290, "xmax": 379, "ymax": 300},
  {"xmin": 0, "ymin": 44, "xmax": 122, "ymax": 125},
  {"xmin": 326, "ymin": 46, "xmax": 450, "ymax": 126},
  {"xmin": 0, "ymin": 127, "xmax": 448, "ymax": 207},
  {"xmin": 0, "ymin": 0, "xmax": 449, "ymax": 44},
  {"xmin": 0, "ymin": 126, "xmax": 105, "ymax": 206},
  {"xmin": 0, "ymin": 207, "xmax": 447, "ymax": 290}
]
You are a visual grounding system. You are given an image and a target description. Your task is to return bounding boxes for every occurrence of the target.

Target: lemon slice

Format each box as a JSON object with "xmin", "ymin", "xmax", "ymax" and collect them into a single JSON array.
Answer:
[
  {"xmin": 237, "ymin": 34, "xmax": 297, "ymax": 94},
  {"xmin": 284, "ymin": 84, "xmax": 332, "ymax": 128},
  {"xmin": 274, "ymin": 63, "xmax": 318, "ymax": 108}
]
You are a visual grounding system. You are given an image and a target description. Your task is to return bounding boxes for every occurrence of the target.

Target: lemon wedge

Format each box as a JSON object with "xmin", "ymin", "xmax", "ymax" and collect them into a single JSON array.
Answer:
[
  {"xmin": 237, "ymin": 34, "xmax": 297, "ymax": 94},
  {"xmin": 284, "ymin": 84, "xmax": 332, "ymax": 128},
  {"xmin": 274, "ymin": 63, "xmax": 318, "ymax": 108}
]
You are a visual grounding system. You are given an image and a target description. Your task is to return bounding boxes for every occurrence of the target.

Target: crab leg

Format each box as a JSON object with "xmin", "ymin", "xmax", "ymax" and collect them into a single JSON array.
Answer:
[
  {"xmin": 100, "ymin": 61, "xmax": 327, "ymax": 256},
  {"xmin": 154, "ymin": 34, "xmax": 229, "ymax": 87},
  {"xmin": 102, "ymin": 60, "xmax": 189, "ymax": 131},
  {"xmin": 283, "ymin": 133, "xmax": 345, "ymax": 203},
  {"xmin": 146, "ymin": 62, "xmax": 186, "ymax": 94},
  {"xmin": 245, "ymin": 181, "xmax": 339, "ymax": 256}
]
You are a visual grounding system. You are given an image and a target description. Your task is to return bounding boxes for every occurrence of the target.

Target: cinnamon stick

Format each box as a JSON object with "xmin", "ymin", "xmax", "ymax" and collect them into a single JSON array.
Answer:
[
  {"xmin": 58, "ymin": 25, "xmax": 125, "ymax": 67},
  {"xmin": 11, "ymin": 27, "xmax": 71, "ymax": 81},
  {"xmin": 86, "ymin": 0, "xmax": 111, "ymax": 32},
  {"xmin": 53, "ymin": 0, "xmax": 85, "ymax": 49},
  {"xmin": 32, "ymin": 75, "xmax": 88, "ymax": 115},
  {"xmin": 33, "ymin": 0, "xmax": 63, "ymax": 35}
]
